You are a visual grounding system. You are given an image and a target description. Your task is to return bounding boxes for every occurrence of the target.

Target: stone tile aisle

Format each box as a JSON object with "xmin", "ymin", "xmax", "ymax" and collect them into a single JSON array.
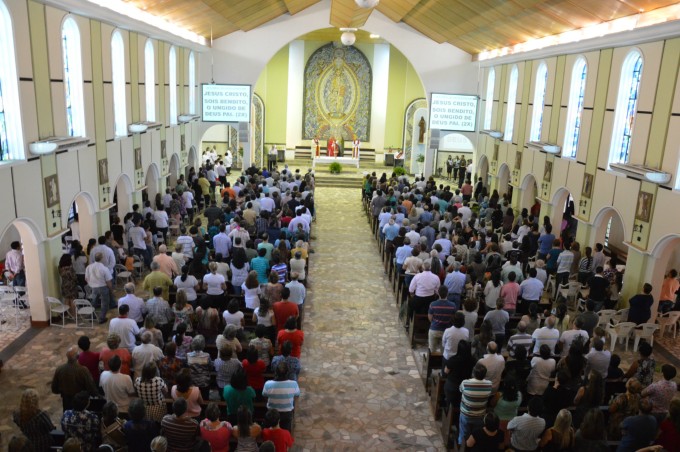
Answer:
[{"xmin": 294, "ymin": 186, "xmax": 444, "ymax": 451}]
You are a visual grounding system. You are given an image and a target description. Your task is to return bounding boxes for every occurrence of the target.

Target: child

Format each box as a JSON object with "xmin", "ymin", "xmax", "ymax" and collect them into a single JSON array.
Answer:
[{"xmin": 261, "ymin": 409, "xmax": 294, "ymax": 452}]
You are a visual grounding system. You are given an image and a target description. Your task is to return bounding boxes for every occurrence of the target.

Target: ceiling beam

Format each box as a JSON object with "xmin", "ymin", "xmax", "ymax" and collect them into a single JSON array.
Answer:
[
  {"xmin": 282, "ymin": 0, "xmax": 322, "ymax": 15},
  {"xmin": 330, "ymin": 0, "xmax": 374, "ymax": 28},
  {"xmin": 375, "ymin": 0, "xmax": 421, "ymax": 22}
]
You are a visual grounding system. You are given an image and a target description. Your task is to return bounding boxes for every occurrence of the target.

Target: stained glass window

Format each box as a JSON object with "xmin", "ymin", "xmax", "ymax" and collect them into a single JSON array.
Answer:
[
  {"xmin": 484, "ymin": 68, "xmax": 495, "ymax": 130},
  {"xmin": 504, "ymin": 65, "xmax": 518, "ymax": 142},
  {"xmin": 0, "ymin": 0, "xmax": 23, "ymax": 161},
  {"xmin": 111, "ymin": 30, "xmax": 127, "ymax": 137},
  {"xmin": 62, "ymin": 17, "xmax": 85, "ymax": 137},
  {"xmin": 609, "ymin": 50, "xmax": 643, "ymax": 167},
  {"xmin": 145, "ymin": 39, "xmax": 155, "ymax": 122},
  {"xmin": 563, "ymin": 58, "xmax": 587, "ymax": 159},
  {"xmin": 529, "ymin": 62, "xmax": 548, "ymax": 142}
]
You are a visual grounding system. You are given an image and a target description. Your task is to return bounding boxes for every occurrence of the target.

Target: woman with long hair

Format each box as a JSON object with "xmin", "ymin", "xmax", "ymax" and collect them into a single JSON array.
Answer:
[
  {"xmin": 12, "ymin": 389, "xmax": 55, "ymax": 451},
  {"xmin": 472, "ymin": 319, "xmax": 494, "ymax": 361},
  {"xmin": 58, "ymin": 253, "xmax": 78, "ymax": 316},
  {"xmin": 483, "ymin": 270, "xmax": 503, "ymax": 311},
  {"xmin": 574, "ymin": 408, "xmax": 607, "ymax": 450},
  {"xmin": 170, "ymin": 368, "xmax": 204, "ymax": 419},
  {"xmin": 195, "ymin": 298, "xmax": 221, "ymax": 344},
  {"xmin": 494, "ymin": 378, "xmax": 522, "ymax": 444},
  {"xmin": 253, "ymin": 296, "xmax": 277, "ymax": 345},
  {"xmin": 174, "ymin": 265, "xmax": 199, "ymax": 307},
  {"xmin": 608, "ymin": 378, "xmax": 642, "ymax": 440},
  {"xmin": 230, "ymin": 247, "xmax": 250, "ymax": 295},
  {"xmin": 573, "ymin": 371, "xmax": 605, "ymax": 429},
  {"xmin": 223, "ymin": 368, "xmax": 256, "ymax": 424},
  {"xmin": 159, "ymin": 342, "xmax": 183, "ymax": 387},
  {"xmin": 172, "ymin": 291, "xmax": 195, "ymax": 334},
  {"xmin": 443, "ymin": 340, "xmax": 475, "ymax": 408},
  {"xmin": 527, "ymin": 344, "xmax": 557, "ymax": 396},
  {"xmin": 172, "ymin": 322, "xmax": 193, "ymax": 361},
  {"xmin": 232, "ymin": 405, "xmax": 261, "ymax": 452},
  {"xmin": 554, "ymin": 303, "xmax": 571, "ymax": 335},
  {"xmin": 540, "ymin": 408, "xmax": 576, "ymax": 451},
  {"xmin": 242, "ymin": 270, "xmax": 262, "ymax": 310},
  {"xmin": 263, "ymin": 270, "xmax": 283, "ymax": 303},
  {"xmin": 520, "ymin": 302, "xmax": 541, "ymax": 335},
  {"xmin": 134, "ymin": 362, "xmax": 168, "ymax": 422}
]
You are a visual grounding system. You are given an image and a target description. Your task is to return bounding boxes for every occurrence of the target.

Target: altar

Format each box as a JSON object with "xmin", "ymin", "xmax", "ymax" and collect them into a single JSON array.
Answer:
[{"xmin": 312, "ymin": 156, "xmax": 360, "ymax": 168}]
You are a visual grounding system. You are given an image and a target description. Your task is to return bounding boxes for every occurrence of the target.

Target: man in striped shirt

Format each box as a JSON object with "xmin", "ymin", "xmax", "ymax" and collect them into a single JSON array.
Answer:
[
  {"xmin": 458, "ymin": 363, "xmax": 492, "ymax": 446},
  {"xmin": 427, "ymin": 286, "xmax": 457, "ymax": 353},
  {"xmin": 263, "ymin": 361, "xmax": 300, "ymax": 433},
  {"xmin": 161, "ymin": 398, "xmax": 199, "ymax": 452}
]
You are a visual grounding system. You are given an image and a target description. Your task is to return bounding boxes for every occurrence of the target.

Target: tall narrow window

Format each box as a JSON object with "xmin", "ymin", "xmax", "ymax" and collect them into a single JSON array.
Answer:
[
  {"xmin": 609, "ymin": 50, "xmax": 643, "ymax": 167},
  {"xmin": 529, "ymin": 62, "xmax": 548, "ymax": 142},
  {"xmin": 168, "ymin": 46, "xmax": 177, "ymax": 125},
  {"xmin": 145, "ymin": 39, "xmax": 155, "ymax": 122},
  {"xmin": 504, "ymin": 65, "xmax": 518, "ymax": 142},
  {"xmin": 111, "ymin": 30, "xmax": 126, "ymax": 137},
  {"xmin": 563, "ymin": 58, "xmax": 587, "ymax": 159},
  {"xmin": 0, "ymin": 0, "xmax": 23, "ymax": 161},
  {"xmin": 189, "ymin": 51, "xmax": 195, "ymax": 115},
  {"xmin": 483, "ymin": 68, "xmax": 495, "ymax": 130},
  {"xmin": 62, "ymin": 17, "xmax": 85, "ymax": 137}
]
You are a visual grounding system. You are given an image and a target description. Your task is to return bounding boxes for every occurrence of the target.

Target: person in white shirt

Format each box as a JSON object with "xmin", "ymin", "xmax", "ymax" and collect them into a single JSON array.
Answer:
[
  {"xmin": 212, "ymin": 225, "xmax": 232, "ymax": 260},
  {"xmin": 259, "ymin": 193, "xmax": 275, "ymax": 212},
  {"xmin": 89, "ymin": 237, "xmax": 116, "ymax": 274},
  {"xmin": 559, "ymin": 317, "xmax": 589, "ymax": 358},
  {"xmin": 129, "ymin": 219, "xmax": 150, "ymax": 268},
  {"xmin": 408, "ymin": 259, "xmax": 440, "ymax": 322},
  {"xmin": 118, "ymin": 283, "xmax": 147, "ymax": 325},
  {"xmin": 153, "ymin": 207, "xmax": 169, "ymax": 243},
  {"xmin": 531, "ymin": 316, "xmax": 560, "ymax": 355},
  {"xmin": 476, "ymin": 342, "xmax": 505, "ymax": 393},
  {"xmin": 215, "ymin": 161, "xmax": 227, "ymax": 186},
  {"xmin": 519, "ymin": 268, "xmax": 544, "ymax": 305},
  {"xmin": 109, "ymin": 304, "xmax": 140, "ymax": 353},
  {"xmin": 175, "ymin": 228, "xmax": 195, "ymax": 260},
  {"xmin": 85, "ymin": 252, "xmax": 113, "ymax": 324},
  {"xmin": 442, "ymin": 312, "xmax": 469, "ymax": 359},
  {"xmin": 99, "ymin": 355, "xmax": 134, "ymax": 412},
  {"xmin": 162, "ymin": 188, "xmax": 173, "ymax": 210},
  {"xmin": 131, "ymin": 332, "xmax": 163, "ymax": 378}
]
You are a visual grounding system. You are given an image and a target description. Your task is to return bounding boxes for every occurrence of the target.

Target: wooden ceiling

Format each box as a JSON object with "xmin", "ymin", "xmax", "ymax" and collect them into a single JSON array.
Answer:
[{"xmin": 123, "ymin": 0, "xmax": 680, "ymax": 54}]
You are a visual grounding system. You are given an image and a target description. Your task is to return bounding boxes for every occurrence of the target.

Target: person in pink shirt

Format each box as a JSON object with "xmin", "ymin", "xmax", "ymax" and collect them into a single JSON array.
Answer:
[{"xmin": 500, "ymin": 271, "xmax": 521, "ymax": 313}]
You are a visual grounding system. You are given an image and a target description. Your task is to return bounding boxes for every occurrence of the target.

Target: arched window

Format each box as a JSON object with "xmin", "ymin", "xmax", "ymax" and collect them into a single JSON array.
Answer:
[
  {"xmin": 0, "ymin": 0, "xmax": 23, "ymax": 161},
  {"xmin": 609, "ymin": 50, "xmax": 643, "ymax": 167},
  {"xmin": 504, "ymin": 65, "xmax": 518, "ymax": 142},
  {"xmin": 111, "ymin": 30, "xmax": 126, "ymax": 137},
  {"xmin": 563, "ymin": 57, "xmax": 587, "ymax": 159},
  {"xmin": 483, "ymin": 68, "xmax": 495, "ymax": 130},
  {"xmin": 144, "ymin": 39, "xmax": 155, "ymax": 122},
  {"xmin": 62, "ymin": 17, "xmax": 85, "ymax": 137},
  {"xmin": 168, "ymin": 46, "xmax": 177, "ymax": 125},
  {"xmin": 189, "ymin": 51, "xmax": 195, "ymax": 115},
  {"xmin": 529, "ymin": 62, "xmax": 548, "ymax": 142}
]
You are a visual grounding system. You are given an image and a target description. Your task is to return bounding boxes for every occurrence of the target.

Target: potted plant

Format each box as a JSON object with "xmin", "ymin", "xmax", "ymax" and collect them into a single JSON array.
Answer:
[
  {"xmin": 329, "ymin": 162, "xmax": 342, "ymax": 174},
  {"xmin": 394, "ymin": 166, "xmax": 406, "ymax": 176}
]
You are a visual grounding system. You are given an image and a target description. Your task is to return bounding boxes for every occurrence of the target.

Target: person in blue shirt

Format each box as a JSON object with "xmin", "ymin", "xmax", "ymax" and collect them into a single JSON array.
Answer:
[
  {"xmin": 537, "ymin": 224, "xmax": 555, "ymax": 260},
  {"xmin": 250, "ymin": 248, "xmax": 270, "ymax": 284}
]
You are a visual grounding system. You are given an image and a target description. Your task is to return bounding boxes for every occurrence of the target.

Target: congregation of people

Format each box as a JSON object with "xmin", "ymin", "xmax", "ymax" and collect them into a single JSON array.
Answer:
[
  {"xmin": 366, "ymin": 170, "xmax": 680, "ymax": 452},
  {"xmin": 11, "ymin": 160, "xmax": 316, "ymax": 452}
]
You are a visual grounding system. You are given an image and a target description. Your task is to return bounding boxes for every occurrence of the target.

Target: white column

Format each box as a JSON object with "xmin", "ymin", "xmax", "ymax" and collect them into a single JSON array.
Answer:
[
  {"xmin": 370, "ymin": 43, "xmax": 390, "ymax": 158},
  {"xmin": 286, "ymin": 40, "xmax": 305, "ymax": 149}
]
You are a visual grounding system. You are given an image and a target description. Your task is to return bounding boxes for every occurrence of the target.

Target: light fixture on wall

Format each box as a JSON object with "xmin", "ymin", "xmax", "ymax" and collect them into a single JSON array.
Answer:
[
  {"xmin": 340, "ymin": 28, "xmax": 357, "ymax": 46},
  {"xmin": 355, "ymin": 0, "xmax": 379, "ymax": 8}
]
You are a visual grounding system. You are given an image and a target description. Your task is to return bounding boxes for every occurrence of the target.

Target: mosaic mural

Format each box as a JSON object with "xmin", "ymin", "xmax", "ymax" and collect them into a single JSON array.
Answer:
[
  {"xmin": 303, "ymin": 43, "xmax": 372, "ymax": 141},
  {"xmin": 252, "ymin": 93, "xmax": 264, "ymax": 168},
  {"xmin": 403, "ymin": 98, "xmax": 428, "ymax": 173}
]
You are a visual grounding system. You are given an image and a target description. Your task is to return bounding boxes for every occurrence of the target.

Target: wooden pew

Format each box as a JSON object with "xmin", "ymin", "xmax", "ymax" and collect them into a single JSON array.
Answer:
[
  {"xmin": 429, "ymin": 372, "xmax": 445, "ymax": 421},
  {"xmin": 422, "ymin": 349, "xmax": 443, "ymax": 392},
  {"xmin": 409, "ymin": 314, "xmax": 430, "ymax": 349},
  {"xmin": 440, "ymin": 404, "xmax": 460, "ymax": 451}
]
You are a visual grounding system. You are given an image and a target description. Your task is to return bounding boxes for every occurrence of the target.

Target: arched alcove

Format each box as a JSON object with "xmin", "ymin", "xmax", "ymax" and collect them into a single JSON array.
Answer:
[
  {"xmin": 65, "ymin": 191, "xmax": 98, "ymax": 245},
  {"xmin": 648, "ymin": 234, "xmax": 680, "ymax": 312},
  {"xmin": 436, "ymin": 133, "xmax": 475, "ymax": 178},
  {"xmin": 113, "ymin": 173, "xmax": 133, "ymax": 221},
  {"xmin": 592, "ymin": 207, "xmax": 627, "ymax": 255},
  {"xmin": 520, "ymin": 174, "xmax": 538, "ymax": 211},
  {"xmin": 188, "ymin": 146, "xmax": 198, "ymax": 177},
  {"xmin": 145, "ymin": 163, "xmax": 161, "ymax": 204},
  {"xmin": 477, "ymin": 154, "xmax": 489, "ymax": 188},
  {"xmin": 0, "ymin": 218, "xmax": 48, "ymax": 324},
  {"xmin": 168, "ymin": 153, "xmax": 180, "ymax": 188},
  {"xmin": 497, "ymin": 163, "xmax": 511, "ymax": 196},
  {"xmin": 550, "ymin": 187, "xmax": 577, "ymax": 240}
]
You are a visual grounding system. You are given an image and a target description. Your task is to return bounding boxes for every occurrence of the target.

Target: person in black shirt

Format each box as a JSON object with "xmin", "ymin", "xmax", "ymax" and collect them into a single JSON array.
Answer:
[
  {"xmin": 466, "ymin": 412, "xmax": 505, "ymax": 451},
  {"xmin": 543, "ymin": 371, "xmax": 576, "ymax": 428},
  {"xmin": 628, "ymin": 283, "xmax": 655, "ymax": 325},
  {"xmin": 587, "ymin": 266, "xmax": 610, "ymax": 312}
]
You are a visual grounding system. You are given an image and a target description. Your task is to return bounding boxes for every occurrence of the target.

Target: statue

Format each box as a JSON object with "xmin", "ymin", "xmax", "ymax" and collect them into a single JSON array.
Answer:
[{"xmin": 418, "ymin": 116, "xmax": 427, "ymax": 143}]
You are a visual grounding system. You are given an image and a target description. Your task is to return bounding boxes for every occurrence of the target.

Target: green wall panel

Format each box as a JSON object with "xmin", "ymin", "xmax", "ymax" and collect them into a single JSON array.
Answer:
[{"xmin": 27, "ymin": 1, "xmax": 53, "ymax": 138}]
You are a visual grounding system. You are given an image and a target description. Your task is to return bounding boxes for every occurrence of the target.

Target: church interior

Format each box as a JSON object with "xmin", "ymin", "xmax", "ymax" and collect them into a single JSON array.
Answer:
[{"xmin": 2, "ymin": 0, "xmax": 680, "ymax": 450}]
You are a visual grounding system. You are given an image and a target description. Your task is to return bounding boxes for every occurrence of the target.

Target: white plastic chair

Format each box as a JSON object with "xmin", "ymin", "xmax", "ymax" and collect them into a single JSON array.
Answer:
[
  {"xmin": 132, "ymin": 255, "xmax": 144, "ymax": 278},
  {"xmin": 74, "ymin": 298, "xmax": 96, "ymax": 328},
  {"xmin": 114, "ymin": 264, "xmax": 133, "ymax": 288},
  {"xmin": 48, "ymin": 296, "xmax": 71, "ymax": 327},
  {"xmin": 0, "ymin": 287, "xmax": 21, "ymax": 330},
  {"xmin": 613, "ymin": 308, "xmax": 629, "ymax": 324},
  {"xmin": 634, "ymin": 323, "xmax": 660, "ymax": 351},
  {"xmin": 657, "ymin": 311, "xmax": 680, "ymax": 338},
  {"xmin": 597, "ymin": 309, "xmax": 618, "ymax": 327},
  {"xmin": 605, "ymin": 321, "xmax": 636, "ymax": 353}
]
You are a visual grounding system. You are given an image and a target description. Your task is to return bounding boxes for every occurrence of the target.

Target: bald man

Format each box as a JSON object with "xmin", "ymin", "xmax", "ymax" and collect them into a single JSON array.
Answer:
[
  {"xmin": 118, "ymin": 283, "xmax": 147, "ymax": 325},
  {"xmin": 51, "ymin": 347, "xmax": 98, "ymax": 412},
  {"xmin": 152, "ymin": 244, "xmax": 179, "ymax": 279}
]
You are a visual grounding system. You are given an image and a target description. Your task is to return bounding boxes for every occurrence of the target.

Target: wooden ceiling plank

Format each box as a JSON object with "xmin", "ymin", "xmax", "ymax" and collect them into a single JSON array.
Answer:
[
  {"xmin": 282, "ymin": 0, "xmax": 321, "ymax": 15},
  {"xmin": 375, "ymin": 0, "xmax": 421, "ymax": 22}
]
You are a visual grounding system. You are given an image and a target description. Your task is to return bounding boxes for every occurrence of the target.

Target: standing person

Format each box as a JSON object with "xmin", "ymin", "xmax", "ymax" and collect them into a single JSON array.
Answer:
[
  {"xmin": 624, "ymin": 342, "xmax": 657, "ymax": 388},
  {"xmin": 134, "ymin": 362, "xmax": 168, "ymax": 423},
  {"xmin": 458, "ymin": 363, "xmax": 493, "ymax": 447},
  {"xmin": 199, "ymin": 403, "xmax": 232, "ymax": 452},
  {"xmin": 230, "ymin": 247, "xmax": 250, "ymax": 295},
  {"xmin": 131, "ymin": 331, "xmax": 164, "ymax": 378},
  {"xmin": 118, "ymin": 283, "xmax": 147, "ymax": 326},
  {"xmin": 446, "ymin": 156, "xmax": 454, "ymax": 180},
  {"xmin": 99, "ymin": 355, "xmax": 134, "ymax": 413},
  {"xmin": 507, "ymin": 398, "xmax": 546, "ymax": 452},
  {"xmin": 5, "ymin": 241, "xmax": 25, "ymax": 286},
  {"xmin": 628, "ymin": 283, "xmax": 655, "ymax": 325},
  {"xmin": 262, "ymin": 362, "xmax": 300, "ymax": 433},
  {"xmin": 161, "ymin": 398, "xmax": 200, "ymax": 450},
  {"xmin": 12, "ymin": 389, "xmax": 56, "ymax": 452},
  {"xmin": 77, "ymin": 336, "xmax": 100, "ymax": 384},
  {"xmin": 660, "ymin": 269, "xmax": 680, "ymax": 313},
  {"xmin": 58, "ymin": 253, "xmax": 78, "ymax": 316},
  {"xmin": 61, "ymin": 391, "xmax": 101, "ymax": 452},
  {"xmin": 51, "ymin": 347, "xmax": 98, "ymax": 412},
  {"xmin": 109, "ymin": 304, "xmax": 140, "ymax": 353},
  {"xmin": 618, "ymin": 399, "xmax": 658, "ymax": 451},
  {"xmin": 85, "ymin": 252, "xmax": 113, "ymax": 324},
  {"xmin": 407, "ymin": 259, "xmax": 440, "ymax": 323},
  {"xmin": 262, "ymin": 408, "xmax": 295, "ymax": 452},
  {"xmin": 642, "ymin": 364, "xmax": 678, "ymax": 425},
  {"xmin": 428, "ymin": 286, "xmax": 457, "ymax": 353}
]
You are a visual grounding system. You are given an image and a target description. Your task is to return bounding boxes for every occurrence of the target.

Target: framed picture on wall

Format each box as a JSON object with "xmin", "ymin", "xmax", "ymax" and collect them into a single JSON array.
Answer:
[
  {"xmin": 493, "ymin": 143, "xmax": 499, "ymax": 161},
  {"xmin": 161, "ymin": 140, "xmax": 167, "ymax": 159},
  {"xmin": 44, "ymin": 174, "xmax": 60, "ymax": 208},
  {"xmin": 180, "ymin": 134, "xmax": 186, "ymax": 152},
  {"xmin": 636, "ymin": 191, "xmax": 653, "ymax": 223},
  {"xmin": 98, "ymin": 159, "xmax": 109, "ymax": 185},
  {"xmin": 515, "ymin": 151, "xmax": 522, "ymax": 170},
  {"xmin": 543, "ymin": 161, "xmax": 553, "ymax": 182},
  {"xmin": 582, "ymin": 173, "xmax": 593, "ymax": 198},
  {"xmin": 134, "ymin": 147, "xmax": 142, "ymax": 170}
]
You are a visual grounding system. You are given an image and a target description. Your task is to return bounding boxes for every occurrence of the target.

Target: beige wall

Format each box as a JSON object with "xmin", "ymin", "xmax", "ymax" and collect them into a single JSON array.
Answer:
[{"xmin": 480, "ymin": 37, "xmax": 680, "ymax": 313}]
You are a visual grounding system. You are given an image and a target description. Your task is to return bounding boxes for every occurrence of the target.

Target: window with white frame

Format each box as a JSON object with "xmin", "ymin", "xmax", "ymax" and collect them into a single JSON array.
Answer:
[
  {"xmin": 504, "ymin": 65, "xmax": 518, "ymax": 142},
  {"xmin": 111, "ymin": 30, "xmax": 127, "ymax": 137},
  {"xmin": 563, "ymin": 58, "xmax": 587, "ymax": 159},
  {"xmin": 529, "ymin": 62, "xmax": 548, "ymax": 142},
  {"xmin": 168, "ymin": 46, "xmax": 177, "ymax": 125},
  {"xmin": 483, "ymin": 68, "xmax": 495, "ymax": 130},
  {"xmin": 609, "ymin": 50, "xmax": 643, "ymax": 167},
  {"xmin": 0, "ymin": 0, "xmax": 23, "ymax": 161},
  {"xmin": 62, "ymin": 17, "xmax": 85, "ymax": 137},
  {"xmin": 189, "ymin": 51, "xmax": 195, "ymax": 115},
  {"xmin": 145, "ymin": 39, "xmax": 155, "ymax": 122}
]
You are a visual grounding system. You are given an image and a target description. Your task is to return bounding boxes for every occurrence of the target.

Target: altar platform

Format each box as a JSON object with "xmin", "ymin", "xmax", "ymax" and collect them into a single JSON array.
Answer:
[{"xmin": 312, "ymin": 156, "xmax": 360, "ymax": 168}]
